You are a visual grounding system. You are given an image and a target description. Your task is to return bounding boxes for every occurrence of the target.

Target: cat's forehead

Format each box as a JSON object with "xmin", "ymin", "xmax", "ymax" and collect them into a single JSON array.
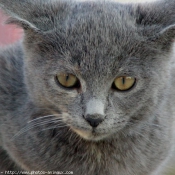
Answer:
[
  {"xmin": 65, "ymin": 2, "xmax": 138, "ymax": 49},
  {"xmin": 52, "ymin": 2, "xmax": 144, "ymax": 73},
  {"xmin": 24, "ymin": 1, "xmax": 169, "ymax": 78}
]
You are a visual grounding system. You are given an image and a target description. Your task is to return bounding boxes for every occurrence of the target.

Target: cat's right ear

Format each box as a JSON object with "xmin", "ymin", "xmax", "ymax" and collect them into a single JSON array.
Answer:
[
  {"xmin": 0, "ymin": 0, "xmax": 69, "ymax": 33},
  {"xmin": 135, "ymin": 0, "xmax": 175, "ymax": 50}
]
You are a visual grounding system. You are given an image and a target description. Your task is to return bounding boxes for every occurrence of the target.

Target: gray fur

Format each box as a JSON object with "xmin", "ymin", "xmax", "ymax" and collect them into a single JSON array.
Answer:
[{"xmin": 0, "ymin": 0, "xmax": 175, "ymax": 174}]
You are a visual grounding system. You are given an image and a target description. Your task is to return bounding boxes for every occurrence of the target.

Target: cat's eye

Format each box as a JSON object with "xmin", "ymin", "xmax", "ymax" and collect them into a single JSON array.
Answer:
[
  {"xmin": 112, "ymin": 76, "xmax": 136, "ymax": 91},
  {"xmin": 56, "ymin": 73, "xmax": 79, "ymax": 89}
]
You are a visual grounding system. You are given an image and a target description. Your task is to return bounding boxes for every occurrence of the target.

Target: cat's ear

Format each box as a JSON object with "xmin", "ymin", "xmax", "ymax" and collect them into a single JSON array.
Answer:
[
  {"xmin": 135, "ymin": 0, "xmax": 175, "ymax": 49},
  {"xmin": 0, "ymin": 0, "xmax": 68, "ymax": 33}
]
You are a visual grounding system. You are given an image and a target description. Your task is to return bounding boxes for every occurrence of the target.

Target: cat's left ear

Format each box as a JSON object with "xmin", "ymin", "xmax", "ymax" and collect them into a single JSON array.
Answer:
[
  {"xmin": 0, "ymin": 0, "xmax": 69, "ymax": 33},
  {"xmin": 135, "ymin": 0, "xmax": 175, "ymax": 49}
]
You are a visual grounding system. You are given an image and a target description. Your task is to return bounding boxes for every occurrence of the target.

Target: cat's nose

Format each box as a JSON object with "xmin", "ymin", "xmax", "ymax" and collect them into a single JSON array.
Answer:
[{"xmin": 85, "ymin": 114, "xmax": 103, "ymax": 128}]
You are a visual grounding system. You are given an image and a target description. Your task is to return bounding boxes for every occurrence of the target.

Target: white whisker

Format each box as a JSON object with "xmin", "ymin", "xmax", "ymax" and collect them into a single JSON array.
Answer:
[
  {"xmin": 40, "ymin": 124, "xmax": 69, "ymax": 132},
  {"xmin": 11, "ymin": 117, "xmax": 65, "ymax": 140},
  {"xmin": 27, "ymin": 114, "xmax": 60, "ymax": 123}
]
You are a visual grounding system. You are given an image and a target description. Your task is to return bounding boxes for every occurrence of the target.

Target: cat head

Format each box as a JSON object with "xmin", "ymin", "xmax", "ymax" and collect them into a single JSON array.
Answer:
[{"xmin": 1, "ymin": 0, "xmax": 175, "ymax": 141}]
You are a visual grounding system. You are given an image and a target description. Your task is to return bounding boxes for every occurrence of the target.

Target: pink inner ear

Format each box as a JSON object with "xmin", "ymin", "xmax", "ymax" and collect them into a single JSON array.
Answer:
[{"xmin": 0, "ymin": 10, "xmax": 23, "ymax": 46}]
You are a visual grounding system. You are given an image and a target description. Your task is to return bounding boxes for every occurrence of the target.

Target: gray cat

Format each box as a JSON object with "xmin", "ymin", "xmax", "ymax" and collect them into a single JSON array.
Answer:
[{"xmin": 0, "ymin": 0, "xmax": 175, "ymax": 174}]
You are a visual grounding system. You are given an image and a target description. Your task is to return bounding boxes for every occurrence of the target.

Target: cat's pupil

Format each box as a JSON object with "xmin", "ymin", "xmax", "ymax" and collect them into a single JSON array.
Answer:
[
  {"xmin": 122, "ymin": 77, "xmax": 125, "ymax": 85},
  {"xmin": 66, "ymin": 75, "xmax": 69, "ymax": 81}
]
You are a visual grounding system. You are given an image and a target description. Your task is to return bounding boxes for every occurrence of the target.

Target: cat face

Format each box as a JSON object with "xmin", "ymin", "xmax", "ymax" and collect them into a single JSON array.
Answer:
[
  {"xmin": 19, "ymin": 2, "xmax": 174, "ymax": 141},
  {"xmin": 1, "ymin": 0, "xmax": 175, "ymax": 142}
]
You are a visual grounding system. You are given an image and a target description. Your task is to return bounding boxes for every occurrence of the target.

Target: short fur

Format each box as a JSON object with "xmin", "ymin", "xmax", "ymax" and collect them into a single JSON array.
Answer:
[{"xmin": 0, "ymin": 0, "xmax": 175, "ymax": 175}]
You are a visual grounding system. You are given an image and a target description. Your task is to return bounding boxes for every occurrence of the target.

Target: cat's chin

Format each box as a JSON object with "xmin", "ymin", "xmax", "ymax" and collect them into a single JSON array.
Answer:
[{"xmin": 71, "ymin": 127, "xmax": 110, "ymax": 141}]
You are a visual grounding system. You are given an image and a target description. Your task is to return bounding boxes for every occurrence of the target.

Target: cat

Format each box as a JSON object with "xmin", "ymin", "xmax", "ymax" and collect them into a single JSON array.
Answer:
[{"xmin": 0, "ymin": 0, "xmax": 175, "ymax": 174}]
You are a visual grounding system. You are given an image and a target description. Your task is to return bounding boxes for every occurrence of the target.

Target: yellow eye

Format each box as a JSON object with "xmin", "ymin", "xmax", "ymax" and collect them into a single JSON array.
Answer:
[
  {"xmin": 56, "ymin": 73, "xmax": 79, "ymax": 88},
  {"xmin": 113, "ymin": 76, "xmax": 136, "ymax": 91}
]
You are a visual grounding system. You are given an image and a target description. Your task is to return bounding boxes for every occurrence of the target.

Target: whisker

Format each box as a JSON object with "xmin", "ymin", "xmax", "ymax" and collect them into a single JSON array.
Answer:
[
  {"xmin": 12, "ymin": 124, "xmax": 69, "ymax": 141},
  {"xmin": 23, "ymin": 118, "xmax": 61, "ymax": 131},
  {"xmin": 128, "ymin": 130, "xmax": 157, "ymax": 146},
  {"xmin": 27, "ymin": 114, "xmax": 61, "ymax": 123},
  {"xmin": 125, "ymin": 121, "xmax": 168, "ymax": 138},
  {"xmin": 11, "ymin": 118, "xmax": 64, "ymax": 140},
  {"xmin": 28, "ymin": 118, "xmax": 62, "ymax": 126},
  {"xmin": 127, "ymin": 121, "xmax": 164, "ymax": 129},
  {"xmin": 40, "ymin": 124, "xmax": 69, "ymax": 132}
]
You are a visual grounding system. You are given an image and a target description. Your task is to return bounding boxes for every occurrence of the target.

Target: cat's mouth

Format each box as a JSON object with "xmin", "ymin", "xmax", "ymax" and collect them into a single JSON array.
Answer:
[{"xmin": 71, "ymin": 127, "xmax": 109, "ymax": 141}]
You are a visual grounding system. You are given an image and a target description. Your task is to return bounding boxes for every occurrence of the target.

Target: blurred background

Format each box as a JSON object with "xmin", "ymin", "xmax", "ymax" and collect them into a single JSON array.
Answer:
[{"xmin": 0, "ymin": 0, "xmax": 174, "ymax": 174}]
